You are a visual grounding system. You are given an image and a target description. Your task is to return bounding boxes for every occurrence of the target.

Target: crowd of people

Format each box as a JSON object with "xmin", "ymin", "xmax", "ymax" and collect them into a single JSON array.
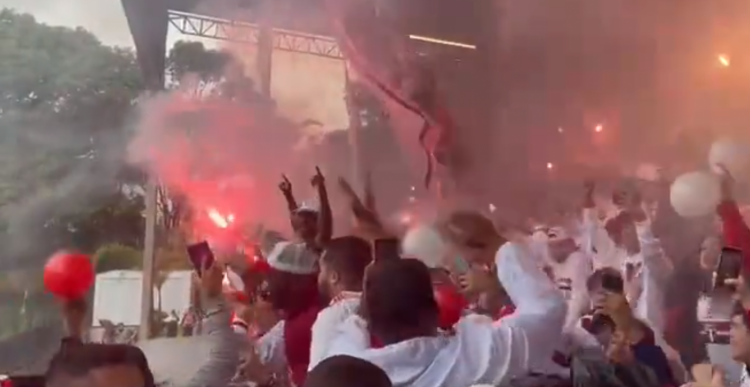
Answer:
[{"xmin": 8, "ymin": 164, "xmax": 750, "ymax": 387}]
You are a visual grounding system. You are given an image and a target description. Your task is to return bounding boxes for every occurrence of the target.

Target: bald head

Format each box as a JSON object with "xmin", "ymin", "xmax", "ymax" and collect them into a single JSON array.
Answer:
[{"xmin": 305, "ymin": 356, "xmax": 391, "ymax": 387}]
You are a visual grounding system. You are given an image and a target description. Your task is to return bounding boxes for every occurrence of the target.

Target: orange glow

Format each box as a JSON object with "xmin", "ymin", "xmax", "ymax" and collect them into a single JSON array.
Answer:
[
  {"xmin": 718, "ymin": 54, "xmax": 730, "ymax": 67},
  {"xmin": 207, "ymin": 208, "xmax": 234, "ymax": 229}
]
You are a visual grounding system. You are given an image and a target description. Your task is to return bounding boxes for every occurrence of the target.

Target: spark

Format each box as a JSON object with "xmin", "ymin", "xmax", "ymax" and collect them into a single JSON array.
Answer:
[
  {"xmin": 595, "ymin": 124, "xmax": 603, "ymax": 133},
  {"xmin": 558, "ymin": 127, "xmax": 564, "ymax": 133},
  {"xmin": 718, "ymin": 54, "xmax": 730, "ymax": 67},
  {"xmin": 489, "ymin": 203, "xmax": 497, "ymax": 213},
  {"xmin": 547, "ymin": 162, "xmax": 554, "ymax": 170}
]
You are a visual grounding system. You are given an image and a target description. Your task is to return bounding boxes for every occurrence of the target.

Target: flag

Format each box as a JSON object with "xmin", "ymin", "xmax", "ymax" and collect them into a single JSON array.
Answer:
[{"xmin": 325, "ymin": 0, "xmax": 458, "ymax": 188}]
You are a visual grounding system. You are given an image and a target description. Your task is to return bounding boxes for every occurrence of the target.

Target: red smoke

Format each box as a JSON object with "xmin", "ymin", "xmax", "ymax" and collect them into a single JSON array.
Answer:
[{"xmin": 129, "ymin": 90, "xmax": 317, "ymax": 242}]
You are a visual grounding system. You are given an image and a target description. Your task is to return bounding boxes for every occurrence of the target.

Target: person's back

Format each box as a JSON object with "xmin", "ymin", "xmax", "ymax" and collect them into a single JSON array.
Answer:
[{"xmin": 327, "ymin": 241, "xmax": 568, "ymax": 387}]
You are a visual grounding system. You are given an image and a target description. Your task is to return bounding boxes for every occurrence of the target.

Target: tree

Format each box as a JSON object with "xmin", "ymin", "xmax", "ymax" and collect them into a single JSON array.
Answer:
[
  {"xmin": 0, "ymin": 9, "xmax": 145, "ymax": 273},
  {"xmin": 0, "ymin": 10, "xmax": 148, "ymax": 336}
]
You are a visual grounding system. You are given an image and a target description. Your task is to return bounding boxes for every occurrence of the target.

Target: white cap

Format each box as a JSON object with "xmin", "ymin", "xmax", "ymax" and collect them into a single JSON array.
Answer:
[
  {"xmin": 266, "ymin": 241, "xmax": 318, "ymax": 274},
  {"xmin": 294, "ymin": 200, "xmax": 319, "ymax": 213}
]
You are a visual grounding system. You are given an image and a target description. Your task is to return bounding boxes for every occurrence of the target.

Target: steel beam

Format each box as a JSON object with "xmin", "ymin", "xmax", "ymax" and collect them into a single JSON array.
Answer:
[{"xmin": 167, "ymin": 10, "xmax": 344, "ymax": 60}]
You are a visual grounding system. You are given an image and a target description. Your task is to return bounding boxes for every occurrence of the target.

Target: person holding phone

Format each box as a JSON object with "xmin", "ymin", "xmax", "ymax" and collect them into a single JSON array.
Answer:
[{"xmin": 715, "ymin": 165, "xmax": 750, "ymax": 307}]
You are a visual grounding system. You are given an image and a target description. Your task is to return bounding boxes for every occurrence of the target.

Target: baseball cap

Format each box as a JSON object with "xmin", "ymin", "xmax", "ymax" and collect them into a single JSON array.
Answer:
[
  {"xmin": 294, "ymin": 201, "xmax": 319, "ymax": 214},
  {"xmin": 266, "ymin": 241, "xmax": 318, "ymax": 275}
]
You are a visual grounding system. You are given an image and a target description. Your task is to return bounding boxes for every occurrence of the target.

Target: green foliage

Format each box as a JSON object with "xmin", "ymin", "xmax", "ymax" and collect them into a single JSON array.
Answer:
[
  {"xmin": 166, "ymin": 40, "xmax": 231, "ymax": 83},
  {"xmin": 93, "ymin": 243, "xmax": 143, "ymax": 273}
]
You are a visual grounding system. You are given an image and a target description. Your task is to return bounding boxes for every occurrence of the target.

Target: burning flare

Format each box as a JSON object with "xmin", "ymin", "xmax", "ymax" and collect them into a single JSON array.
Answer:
[{"xmin": 207, "ymin": 208, "xmax": 235, "ymax": 229}]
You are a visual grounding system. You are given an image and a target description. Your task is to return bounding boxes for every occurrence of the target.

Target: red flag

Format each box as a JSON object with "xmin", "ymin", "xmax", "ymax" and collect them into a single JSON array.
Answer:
[{"xmin": 325, "ymin": 0, "xmax": 458, "ymax": 188}]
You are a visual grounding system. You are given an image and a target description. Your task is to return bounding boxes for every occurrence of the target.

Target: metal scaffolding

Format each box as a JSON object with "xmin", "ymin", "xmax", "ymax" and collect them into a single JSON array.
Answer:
[{"xmin": 167, "ymin": 10, "xmax": 344, "ymax": 60}]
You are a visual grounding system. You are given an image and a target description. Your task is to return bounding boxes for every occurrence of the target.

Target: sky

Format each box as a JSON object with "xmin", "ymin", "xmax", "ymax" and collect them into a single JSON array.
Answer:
[
  {"xmin": 0, "ymin": 0, "xmax": 349, "ymax": 131},
  {"xmin": 0, "ymin": 0, "xmax": 138, "ymax": 47}
]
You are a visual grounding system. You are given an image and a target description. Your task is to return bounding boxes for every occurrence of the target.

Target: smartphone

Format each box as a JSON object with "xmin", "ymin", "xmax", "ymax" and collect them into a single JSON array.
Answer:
[
  {"xmin": 187, "ymin": 241, "xmax": 215, "ymax": 274},
  {"xmin": 714, "ymin": 247, "xmax": 744, "ymax": 290},
  {"xmin": 373, "ymin": 238, "xmax": 400, "ymax": 262}
]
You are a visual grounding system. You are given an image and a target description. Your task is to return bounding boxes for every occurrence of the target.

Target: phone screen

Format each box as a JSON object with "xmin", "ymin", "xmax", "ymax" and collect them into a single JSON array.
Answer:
[
  {"xmin": 187, "ymin": 241, "xmax": 215, "ymax": 274},
  {"xmin": 714, "ymin": 247, "xmax": 744, "ymax": 290},
  {"xmin": 373, "ymin": 238, "xmax": 400, "ymax": 262}
]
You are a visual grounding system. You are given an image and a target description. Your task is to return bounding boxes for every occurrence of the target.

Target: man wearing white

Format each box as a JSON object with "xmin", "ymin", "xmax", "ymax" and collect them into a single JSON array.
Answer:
[{"xmin": 325, "ymin": 211, "xmax": 567, "ymax": 387}]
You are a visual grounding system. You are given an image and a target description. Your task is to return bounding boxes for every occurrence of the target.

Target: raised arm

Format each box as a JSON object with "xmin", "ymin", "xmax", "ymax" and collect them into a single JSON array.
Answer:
[
  {"xmin": 488, "ymin": 241, "xmax": 568, "ymax": 384},
  {"xmin": 716, "ymin": 166, "xmax": 750, "ymax": 270},
  {"xmin": 279, "ymin": 174, "xmax": 298, "ymax": 213},
  {"xmin": 311, "ymin": 167, "xmax": 333, "ymax": 248},
  {"xmin": 185, "ymin": 268, "xmax": 243, "ymax": 387}
]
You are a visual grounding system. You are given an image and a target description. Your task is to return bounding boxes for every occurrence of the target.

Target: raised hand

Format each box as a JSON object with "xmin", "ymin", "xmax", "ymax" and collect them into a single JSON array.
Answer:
[
  {"xmin": 278, "ymin": 174, "xmax": 292, "ymax": 194},
  {"xmin": 715, "ymin": 163, "xmax": 735, "ymax": 202},
  {"xmin": 311, "ymin": 166, "xmax": 325, "ymax": 188},
  {"xmin": 338, "ymin": 176, "xmax": 387, "ymax": 239}
]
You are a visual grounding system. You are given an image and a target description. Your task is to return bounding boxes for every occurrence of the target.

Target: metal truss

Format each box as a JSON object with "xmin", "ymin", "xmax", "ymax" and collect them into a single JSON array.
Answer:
[{"xmin": 167, "ymin": 10, "xmax": 344, "ymax": 60}]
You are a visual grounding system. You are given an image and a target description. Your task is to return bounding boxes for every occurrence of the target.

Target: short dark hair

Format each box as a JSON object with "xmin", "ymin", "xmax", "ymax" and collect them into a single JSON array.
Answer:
[
  {"xmin": 304, "ymin": 355, "xmax": 391, "ymax": 387},
  {"xmin": 321, "ymin": 236, "xmax": 372, "ymax": 289},
  {"xmin": 362, "ymin": 258, "xmax": 438, "ymax": 342},
  {"xmin": 586, "ymin": 267, "xmax": 624, "ymax": 293},
  {"xmin": 46, "ymin": 343, "xmax": 154, "ymax": 387}
]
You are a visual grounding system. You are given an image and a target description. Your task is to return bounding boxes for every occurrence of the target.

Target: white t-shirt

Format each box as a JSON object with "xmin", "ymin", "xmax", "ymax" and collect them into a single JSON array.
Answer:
[
  {"xmin": 325, "ymin": 241, "xmax": 568, "ymax": 387},
  {"xmin": 697, "ymin": 293, "xmax": 733, "ymax": 344}
]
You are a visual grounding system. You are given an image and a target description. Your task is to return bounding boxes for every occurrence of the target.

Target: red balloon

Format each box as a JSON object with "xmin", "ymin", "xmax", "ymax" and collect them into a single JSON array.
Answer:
[
  {"xmin": 43, "ymin": 251, "xmax": 94, "ymax": 300},
  {"xmin": 433, "ymin": 283, "xmax": 467, "ymax": 329}
]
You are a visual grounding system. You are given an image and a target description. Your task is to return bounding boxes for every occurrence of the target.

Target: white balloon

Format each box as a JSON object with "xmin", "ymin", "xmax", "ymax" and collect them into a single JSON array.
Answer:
[
  {"xmin": 670, "ymin": 171, "xmax": 721, "ymax": 218},
  {"xmin": 401, "ymin": 224, "xmax": 448, "ymax": 268},
  {"xmin": 709, "ymin": 138, "xmax": 749, "ymax": 179}
]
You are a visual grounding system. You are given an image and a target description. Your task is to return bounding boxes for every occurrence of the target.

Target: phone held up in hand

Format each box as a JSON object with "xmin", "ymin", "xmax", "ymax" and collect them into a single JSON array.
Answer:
[
  {"xmin": 714, "ymin": 247, "xmax": 744, "ymax": 291},
  {"xmin": 187, "ymin": 241, "xmax": 216, "ymax": 276}
]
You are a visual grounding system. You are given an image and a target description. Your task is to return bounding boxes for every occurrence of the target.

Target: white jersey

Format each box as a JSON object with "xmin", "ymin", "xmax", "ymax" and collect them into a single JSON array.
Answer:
[
  {"xmin": 697, "ymin": 293, "xmax": 733, "ymax": 344},
  {"xmin": 544, "ymin": 252, "xmax": 592, "ymax": 299},
  {"xmin": 543, "ymin": 250, "xmax": 594, "ymax": 329}
]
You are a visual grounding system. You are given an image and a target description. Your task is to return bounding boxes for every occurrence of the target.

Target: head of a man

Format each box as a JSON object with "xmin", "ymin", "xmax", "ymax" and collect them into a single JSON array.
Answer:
[
  {"xmin": 46, "ymin": 344, "xmax": 153, "ymax": 387},
  {"xmin": 264, "ymin": 241, "xmax": 320, "ymax": 316},
  {"xmin": 304, "ymin": 355, "xmax": 391, "ymax": 387},
  {"xmin": 437, "ymin": 211, "xmax": 504, "ymax": 266},
  {"xmin": 730, "ymin": 302, "xmax": 750, "ymax": 363},
  {"xmin": 362, "ymin": 258, "xmax": 439, "ymax": 345},
  {"xmin": 586, "ymin": 267, "xmax": 625, "ymax": 311},
  {"xmin": 292, "ymin": 208, "xmax": 319, "ymax": 241},
  {"xmin": 318, "ymin": 236, "xmax": 372, "ymax": 304},
  {"xmin": 545, "ymin": 227, "xmax": 577, "ymax": 263}
]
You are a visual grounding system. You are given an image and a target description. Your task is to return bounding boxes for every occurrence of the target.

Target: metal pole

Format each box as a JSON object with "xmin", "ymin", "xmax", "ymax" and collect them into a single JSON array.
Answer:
[
  {"xmin": 344, "ymin": 66, "xmax": 365, "ymax": 190},
  {"xmin": 139, "ymin": 178, "xmax": 157, "ymax": 340},
  {"xmin": 257, "ymin": 1, "xmax": 274, "ymax": 98}
]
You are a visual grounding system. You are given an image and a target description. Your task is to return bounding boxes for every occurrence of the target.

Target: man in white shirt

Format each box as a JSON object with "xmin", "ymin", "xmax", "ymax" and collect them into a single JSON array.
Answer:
[
  {"xmin": 308, "ymin": 236, "xmax": 372, "ymax": 370},
  {"xmin": 539, "ymin": 226, "xmax": 594, "ymax": 329},
  {"xmin": 325, "ymin": 211, "xmax": 567, "ymax": 387}
]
